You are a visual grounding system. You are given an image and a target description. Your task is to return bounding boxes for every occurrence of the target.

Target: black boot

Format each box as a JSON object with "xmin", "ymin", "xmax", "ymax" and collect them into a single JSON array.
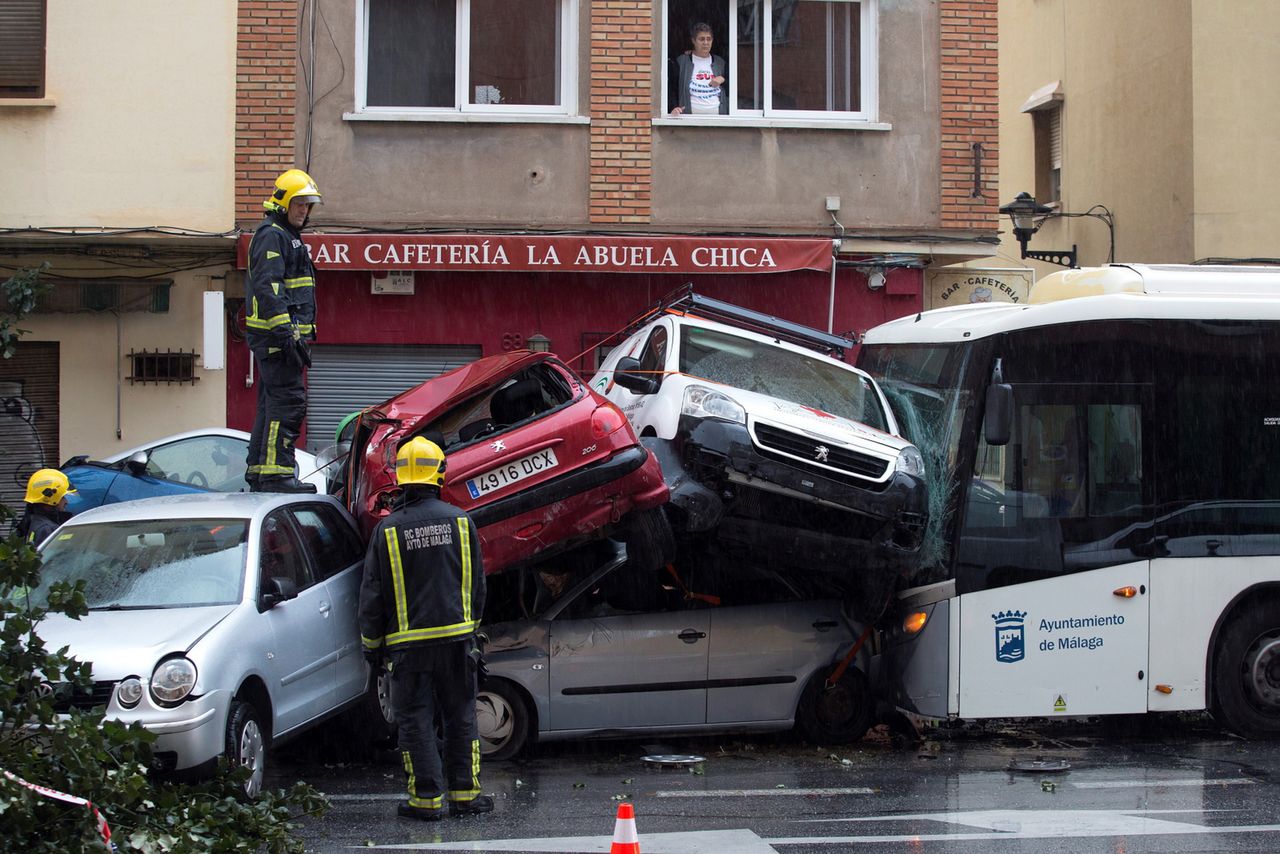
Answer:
[
  {"xmin": 257, "ymin": 476, "xmax": 317, "ymax": 494},
  {"xmin": 449, "ymin": 794, "xmax": 494, "ymax": 817}
]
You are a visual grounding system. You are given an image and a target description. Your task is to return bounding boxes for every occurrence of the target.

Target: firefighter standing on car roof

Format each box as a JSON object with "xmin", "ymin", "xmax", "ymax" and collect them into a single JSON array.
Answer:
[
  {"xmin": 244, "ymin": 168, "xmax": 321, "ymax": 494},
  {"xmin": 358, "ymin": 436, "xmax": 492, "ymax": 822},
  {"xmin": 15, "ymin": 469, "xmax": 75, "ymax": 546}
]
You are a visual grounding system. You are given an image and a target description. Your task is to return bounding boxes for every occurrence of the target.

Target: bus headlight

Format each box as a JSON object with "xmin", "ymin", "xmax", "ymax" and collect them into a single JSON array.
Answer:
[
  {"xmin": 150, "ymin": 657, "xmax": 197, "ymax": 705},
  {"xmin": 895, "ymin": 446, "xmax": 926, "ymax": 478},
  {"xmin": 682, "ymin": 385, "xmax": 746, "ymax": 424}
]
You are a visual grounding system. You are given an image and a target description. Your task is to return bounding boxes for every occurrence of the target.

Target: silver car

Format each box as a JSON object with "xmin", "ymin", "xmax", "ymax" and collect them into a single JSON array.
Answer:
[
  {"xmin": 29, "ymin": 492, "xmax": 380, "ymax": 796},
  {"xmin": 475, "ymin": 543, "xmax": 874, "ymax": 759}
]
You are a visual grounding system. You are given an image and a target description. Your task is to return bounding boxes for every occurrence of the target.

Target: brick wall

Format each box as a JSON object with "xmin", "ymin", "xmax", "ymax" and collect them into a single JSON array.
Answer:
[
  {"xmin": 939, "ymin": 0, "xmax": 998, "ymax": 230},
  {"xmin": 589, "ymin": 1, "xmax": 653, "ymax": 224},
  {"xmin": 235, "ymin": 0, "xmax": 299, "ymax": 226}
]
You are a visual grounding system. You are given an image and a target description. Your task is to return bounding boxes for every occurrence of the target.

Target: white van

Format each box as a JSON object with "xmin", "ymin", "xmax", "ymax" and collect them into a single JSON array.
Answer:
[{"xmin": 590, "ymin": 291, "xmax": 928, "ymax": 618}]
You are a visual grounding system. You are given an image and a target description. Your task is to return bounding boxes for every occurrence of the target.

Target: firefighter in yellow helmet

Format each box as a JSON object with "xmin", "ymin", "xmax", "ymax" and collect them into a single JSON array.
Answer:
[
  {"xmin": 244, "ymin": 168, "xmax": 322, "ymax": 493},
  {"xmin": 15, "ymin": 469, "xmax": 76, "ymax": 545},
  {"xmin": 358, "ymin": 436, "xmax": 492, "ymax": 821}
]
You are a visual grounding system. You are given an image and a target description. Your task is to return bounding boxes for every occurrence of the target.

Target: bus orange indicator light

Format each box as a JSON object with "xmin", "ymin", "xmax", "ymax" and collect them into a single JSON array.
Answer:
[
  {"xmin": 1113, "ymin": 586, "xmax": 1138, "ymax": 598},
  {"xmin": 903, "ymin": 611, "xmax": 928, "ymax": 635},
  {"xmin": 1154, "ymin": 684, "xmax": 1173, "ymax": 694}
]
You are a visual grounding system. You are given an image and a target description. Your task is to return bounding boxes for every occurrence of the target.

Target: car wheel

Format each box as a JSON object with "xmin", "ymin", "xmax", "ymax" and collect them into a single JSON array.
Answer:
[
  {"xmin": 225, "ymin": 700, "xmax": 267, "ymax": 799},
  {"xmin": 796, "ymin": 665, "xmax": 873, "ymax": 746},
  {"xmin": 622, "ymin": 506, "xmax": 675, "ymax": 573},
  {"xmin": 476, "ymin": 679, "xmax": 529, "ymax": 761},
  {"xmin": 1213, "ymin": 602, "xmax": 1280, "ymax": 739},
  {"xmin": 348, "ymin": 663, "xmax": 397, "ymax": 752}
]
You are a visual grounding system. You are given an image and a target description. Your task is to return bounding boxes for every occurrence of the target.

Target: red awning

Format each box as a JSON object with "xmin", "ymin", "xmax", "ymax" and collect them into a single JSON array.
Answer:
[{"xmin": 235, "ymin": 233, "xmax": 833, "ymax": 274}]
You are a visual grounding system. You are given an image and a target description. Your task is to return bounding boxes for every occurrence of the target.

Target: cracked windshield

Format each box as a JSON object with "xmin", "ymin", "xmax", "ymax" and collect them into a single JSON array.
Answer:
[{"xmin": 679, "ymin": 325, "xmax": 888, "ymax": 430}]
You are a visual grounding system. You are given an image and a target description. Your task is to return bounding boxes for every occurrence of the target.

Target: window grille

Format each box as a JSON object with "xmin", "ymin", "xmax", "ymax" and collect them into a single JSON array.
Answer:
[{"xmin": 127, "ymin": 350, "xmax": 199, "ymax": 385}]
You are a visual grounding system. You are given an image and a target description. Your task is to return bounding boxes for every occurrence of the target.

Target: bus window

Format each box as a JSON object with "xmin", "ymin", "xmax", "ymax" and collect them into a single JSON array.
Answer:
[{"xmin": 957, "ymin": 390, "xmax": 1151, "ymax": 594}]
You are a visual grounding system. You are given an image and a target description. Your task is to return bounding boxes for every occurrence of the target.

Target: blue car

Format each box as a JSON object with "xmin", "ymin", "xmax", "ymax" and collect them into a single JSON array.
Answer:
[{"xmin": 62, "ymin": 428, "xmax": 326, "ymax": 514}]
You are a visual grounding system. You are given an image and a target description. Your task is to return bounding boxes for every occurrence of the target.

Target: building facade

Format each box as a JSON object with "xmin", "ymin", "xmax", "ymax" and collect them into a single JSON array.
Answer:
[
  {"xmin": 977, "ymin": 0, "xmax": 1280, "ymax": 288},
  {"xmin": 0, "ymin": 1, "xmax": 238, "ymax": 507}
]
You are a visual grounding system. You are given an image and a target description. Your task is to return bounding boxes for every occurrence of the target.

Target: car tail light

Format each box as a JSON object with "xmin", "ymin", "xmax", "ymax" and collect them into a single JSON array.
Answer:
[{"xmin": 591, "ymin": 404, "xmax": 626, "ymax": 439}]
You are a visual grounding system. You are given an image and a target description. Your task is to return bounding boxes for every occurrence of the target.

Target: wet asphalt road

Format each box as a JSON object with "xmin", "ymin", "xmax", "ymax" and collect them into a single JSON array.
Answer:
[{"xmin": 269, "ymin": 714, "xmax": 1280, "ymax": 852}]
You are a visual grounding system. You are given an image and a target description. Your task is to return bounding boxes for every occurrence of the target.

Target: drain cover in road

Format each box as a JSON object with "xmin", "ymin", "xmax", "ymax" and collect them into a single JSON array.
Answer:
[
  {"xmin": 642, "ymin": 754, "xmax": 706, "ymax": 767},
  {"xmin": 1008, "ymin": 757, "xmax": 1071, "ymax": 772}
]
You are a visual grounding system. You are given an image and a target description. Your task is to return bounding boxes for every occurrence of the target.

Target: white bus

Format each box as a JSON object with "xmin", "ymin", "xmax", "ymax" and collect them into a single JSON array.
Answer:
[{"xmin": 857, "ymin": 264, "xmax": 1280, "ymax": 737}]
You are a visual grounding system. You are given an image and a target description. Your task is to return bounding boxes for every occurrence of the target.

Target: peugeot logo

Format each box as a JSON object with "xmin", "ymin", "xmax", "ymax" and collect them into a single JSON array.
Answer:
[
  {"xmin": 814, "ymin": 445, "xmax": 830, "ymax": 462},
  {"xmin": 490, "ymin": 440, "xmax": 506, "ymax": 453}
]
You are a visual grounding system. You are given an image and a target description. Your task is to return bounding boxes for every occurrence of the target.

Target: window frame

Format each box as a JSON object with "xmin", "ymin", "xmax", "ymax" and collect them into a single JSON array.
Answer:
[
  {"xmin": 354, "ymin": 0, "xmax": 580, "ymax": 118},
  {"xmin": 660, "ymin": 0, "xmax": 879, "ymax": 124},
  {"xmin": 0, "ymin": 0, "xmax": 46, "ymax": 99}
]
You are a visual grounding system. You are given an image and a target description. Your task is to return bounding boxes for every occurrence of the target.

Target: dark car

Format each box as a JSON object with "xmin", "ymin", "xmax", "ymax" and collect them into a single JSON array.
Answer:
[{"xmin": 337, "ymin": 351, "xmax": 672, "ymax": 576}]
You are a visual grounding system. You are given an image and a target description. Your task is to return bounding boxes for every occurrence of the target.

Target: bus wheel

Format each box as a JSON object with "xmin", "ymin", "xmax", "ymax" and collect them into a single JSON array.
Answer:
[
  {"xmin": 796, "ymin": 666, "xmax": 873, "ymax": 745},
  {"xmin": 1213, "ymin": 605, "xmax": 1280, "ymax": 739}
]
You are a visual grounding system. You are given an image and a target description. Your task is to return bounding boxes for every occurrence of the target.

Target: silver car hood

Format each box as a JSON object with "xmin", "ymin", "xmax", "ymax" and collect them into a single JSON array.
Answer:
[{"xmin": 38, "ymin": 605, "xmax": 236, "ymax": 680}]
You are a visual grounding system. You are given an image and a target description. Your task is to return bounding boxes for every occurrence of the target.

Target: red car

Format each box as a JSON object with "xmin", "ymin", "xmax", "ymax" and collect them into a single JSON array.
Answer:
[{"xmin": 339, "ymin": 351, "xmax": 672, "ymax": 576}]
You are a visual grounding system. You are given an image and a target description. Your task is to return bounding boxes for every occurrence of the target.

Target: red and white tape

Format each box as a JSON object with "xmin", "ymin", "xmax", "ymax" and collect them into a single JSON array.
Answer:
[{"xmin": 3, "ymin": 769, "xmax": 113, "ymax": 850}]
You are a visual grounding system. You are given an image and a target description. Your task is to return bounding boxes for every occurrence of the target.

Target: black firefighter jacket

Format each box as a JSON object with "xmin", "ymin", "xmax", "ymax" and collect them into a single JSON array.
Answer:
[
  {"xmin": 244, "ymin": 211, "xmax": 317, "ymax": 358},
  {"xmin": 359, "ymin": 492, "xmax": 486, "ymax": 657}
]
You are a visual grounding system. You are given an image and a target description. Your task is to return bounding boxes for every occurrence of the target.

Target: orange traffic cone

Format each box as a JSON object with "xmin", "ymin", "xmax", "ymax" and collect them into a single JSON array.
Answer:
[{"xmin": 610, "ymin": 802, "xmax": 640, "ymax": 853}]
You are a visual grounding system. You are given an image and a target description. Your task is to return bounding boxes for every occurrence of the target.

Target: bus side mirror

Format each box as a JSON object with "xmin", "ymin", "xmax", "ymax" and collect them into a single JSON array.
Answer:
[
  {"xmin": 984, "ymin": 384, "xmax": 1013, "ymax": 446},
  {"xmin": 612, "ymin": 357, "xmax": 658, "ymax": 395}
]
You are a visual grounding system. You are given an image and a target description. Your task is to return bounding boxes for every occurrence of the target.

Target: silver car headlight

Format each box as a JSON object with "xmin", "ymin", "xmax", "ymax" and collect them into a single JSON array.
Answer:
[
  {"xmin": 681, "ymin": 385, "xmax": 746, "ymax": 424},
  {"xmin": 150, "ymin": 657, "xmax": 197, "ymax": 705},
  {"xmin": 117, "ymin": 677, "xmax": 144, "ymax": 709},
  {"xmin": 894, "ymin": 445, "xmax": 926, "ymax": 478}
]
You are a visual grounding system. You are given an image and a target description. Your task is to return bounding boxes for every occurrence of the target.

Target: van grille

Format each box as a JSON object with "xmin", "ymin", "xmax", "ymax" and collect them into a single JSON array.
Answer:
[{"xmin": 753, "ymin": 423, "xmax": 890, "ymax": 480}]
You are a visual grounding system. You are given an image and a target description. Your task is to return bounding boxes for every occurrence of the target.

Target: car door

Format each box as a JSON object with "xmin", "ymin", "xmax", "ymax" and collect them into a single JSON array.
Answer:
[
  {"xmin": 545, "ymin": 568, "xmax": 708, "ymax": 732},
  {"xmin": 706, "ymin": 600, "xmax": 851, "ymax": 724},
  {"xmin": 255, "ymin": 509, "xmax": 338, "ymax": 732},
  {"xmin": 288, "ymin": 502, "xmax": 368, "ymax": 704},
  {"xmin": 598, "ymin": 321, "xmax": 673, "ymax": 435}
]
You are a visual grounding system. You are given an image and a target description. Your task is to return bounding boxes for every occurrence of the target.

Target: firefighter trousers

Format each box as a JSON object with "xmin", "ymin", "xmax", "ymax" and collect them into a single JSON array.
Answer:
[
  {"xmin": 246, "ymin": 350, "xmax": 307, "ymax": 480},
  {"xmin": 389, "ymin": 641, "xmax": 482, "ymax": 809}
]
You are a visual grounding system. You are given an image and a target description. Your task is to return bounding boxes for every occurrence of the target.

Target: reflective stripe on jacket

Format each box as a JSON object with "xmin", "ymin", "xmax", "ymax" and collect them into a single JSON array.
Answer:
[{"xmin": 359, "ymin": 492, "xmax": 486, "ymax": 653}]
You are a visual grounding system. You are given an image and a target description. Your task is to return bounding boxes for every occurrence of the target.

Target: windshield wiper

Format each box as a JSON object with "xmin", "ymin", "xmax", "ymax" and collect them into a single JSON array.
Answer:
[{"xmin": 87, "ymin": 604, "xmax": 153, "ymax": 611}]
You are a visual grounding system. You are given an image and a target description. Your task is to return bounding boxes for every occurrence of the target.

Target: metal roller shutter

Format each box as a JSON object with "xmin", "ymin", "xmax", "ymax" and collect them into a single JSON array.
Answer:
[
  {"xmin": 305, "ymin": 344, "xmax": 482, "ymax": 453},
  {"xmin": 0, "ymin": 341, "xmax": 59, "ymax": 513}
]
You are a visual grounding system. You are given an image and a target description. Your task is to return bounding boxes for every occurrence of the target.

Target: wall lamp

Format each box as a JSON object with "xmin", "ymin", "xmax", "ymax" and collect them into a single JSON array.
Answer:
[
  {"xmin": 999, "ymin": 191, "xmax": 1115, "ymax": 269},
  {"xmin": 527, "ymin": 332, "xmax": 552, "ymax": 353}
]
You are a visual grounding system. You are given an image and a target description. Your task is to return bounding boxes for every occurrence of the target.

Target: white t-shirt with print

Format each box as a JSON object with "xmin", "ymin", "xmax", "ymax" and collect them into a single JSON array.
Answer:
[{"xmin": 689, "ymin": 54, "xmax": 720, "ymax": 110}]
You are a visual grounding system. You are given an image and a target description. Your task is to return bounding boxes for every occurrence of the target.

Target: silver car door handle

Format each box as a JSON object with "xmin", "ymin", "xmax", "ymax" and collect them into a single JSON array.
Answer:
[
  {"xmin": 318, "ymin": 601, "xmax": 331, "ymax": 616},
  {"xmin": 678, "ymin": 629, "xmax": 706, "ymax": 644}
]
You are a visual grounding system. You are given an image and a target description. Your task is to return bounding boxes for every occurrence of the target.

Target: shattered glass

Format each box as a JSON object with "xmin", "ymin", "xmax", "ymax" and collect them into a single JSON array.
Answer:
[{"xmin": 679, "ymin": 326, "xmax": 888, "ymax": 430}]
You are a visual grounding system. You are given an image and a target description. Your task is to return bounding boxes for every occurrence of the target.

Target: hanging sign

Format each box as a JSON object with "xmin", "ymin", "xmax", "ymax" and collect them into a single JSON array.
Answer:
[{"xmin": 927, "ymin": 267, "xmax": 1034, "ymax": 309}]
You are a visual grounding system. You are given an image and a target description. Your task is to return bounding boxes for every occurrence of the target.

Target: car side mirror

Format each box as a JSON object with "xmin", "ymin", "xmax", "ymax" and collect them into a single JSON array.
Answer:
[
  {"xmin": 124, "ymin": 450, "xmax": 150, "ymax": 475},
  {"xmin": 984, "ymin": 383, "xmax": 1013, "ymax": 446},
  {"xmin": 612, "ymin": 357, "xmax": 658, "ymax": 395},
  {"xmin": 260, "ymin": 576, "xmax": 299, "ymax": 610}
]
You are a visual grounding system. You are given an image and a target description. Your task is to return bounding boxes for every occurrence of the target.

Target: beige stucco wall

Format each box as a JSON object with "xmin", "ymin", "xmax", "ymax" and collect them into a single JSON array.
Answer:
[
  {"xmin": 0, "ymin": 2, "xmax": 238, "ymax": 459},
  {"xmin": 0, "ymin": 2, "xmax": 237, "ymax": 230},
  {"xmin": 984, "ymin": 0, "xmax": 1279, "ymax": 278},
  {"xmin": 1190, "ymin": 1, "xmax": 1280, "ymax": 261},
  {"xmin": 303, "ymin": 0, "xmax": 941, "ymax": 232}
]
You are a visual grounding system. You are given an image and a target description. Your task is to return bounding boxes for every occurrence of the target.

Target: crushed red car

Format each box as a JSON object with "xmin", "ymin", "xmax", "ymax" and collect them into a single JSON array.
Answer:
[{"xmin": 335, "ymin": 351, "xmax": 673, "ymax": 576}]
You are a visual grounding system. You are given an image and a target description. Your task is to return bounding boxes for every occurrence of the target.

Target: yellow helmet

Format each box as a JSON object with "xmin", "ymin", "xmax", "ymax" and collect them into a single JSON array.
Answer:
[
  {"xmin": 395, "ymin": 437, "xmax": 446, "ymax": 488},
  {"xmin": 25, "ymin": 468, "xmax": 76, "ymax": 505},
  {"xmin": 264, "ymin": 168, "xmax": 322, "ymax": 214}
]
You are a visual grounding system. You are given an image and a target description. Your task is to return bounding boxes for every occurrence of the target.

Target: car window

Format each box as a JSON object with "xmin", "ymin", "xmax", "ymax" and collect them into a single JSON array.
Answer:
[
  {"xmin": 144, "ymin": 435, "xmax": 249, "ymax": 492},
  {"xmin": 259, "ymin": 512, "xmax": 315, "ymax": 592},
  {"xmin": 637, "ymin": 325, "xmax": 669, "ymax": 385},
  {"xmin": 427, "ymin": 363, "xmax": 577, "ymax": 450},
  {"xmin": 290, "ymin": 504, "xmax": 364, "ymax": 579},
  {"xmin": 32, "ymin": 518, "xmax": 248, "ymax": 609},
  {"xmin": 679, "ymin": 325, "xmax": 889, "ymax": 431}
]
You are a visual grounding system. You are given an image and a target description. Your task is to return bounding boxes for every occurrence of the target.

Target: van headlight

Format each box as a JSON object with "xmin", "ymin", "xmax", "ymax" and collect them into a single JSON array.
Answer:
[
  {"xmin": 682, "ymin": 385, "xmax": 746, "ymax": 424},
  {"xmin": 150, "ymin": 657, "xmax": 197, "ymax": 705},
  {"xmin": 894, "ymin": 446, "xmax": 926, "ymax": 478}
]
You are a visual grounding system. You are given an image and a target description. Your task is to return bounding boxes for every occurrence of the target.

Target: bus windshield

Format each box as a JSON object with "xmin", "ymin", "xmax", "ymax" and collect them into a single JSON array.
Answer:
[{"xmin": 857, "ymin": 342, "xmax": 979, "ymax": 582}]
